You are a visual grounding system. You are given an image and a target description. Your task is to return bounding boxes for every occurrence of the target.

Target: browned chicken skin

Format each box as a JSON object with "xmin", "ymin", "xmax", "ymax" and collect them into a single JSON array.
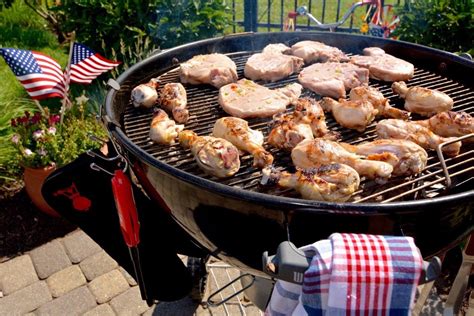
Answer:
[
  {"xmin": 376, "ymin": 119, "xmax": 462, "ymax": 157},
  {"xmin": 292, "ymin": 138, "xmax": 394, "ymax": 182},
  {"xmin": 212, "ymin": 117, "xmax": 274, "ymax": 168},
  {"xmin": 320, "ymin": 97, "xmax": 378, "ymax": 132},
  {"xmin": 341, "ymin": 139, "xmax": 428, "ymax": 176},
  {"xmin": 178, "ymin": 130, "xmax": 240, "ymax": 178},
  {"xmin": 159, "ymin": 83, "xmax": 189, "ymax": 124},
  {"xmin": 392, "ymin": 81, "xmax": 453, "ymax": 116},
  {"xmin": 149, "ymin": 109, "xmax": 184, "ymax": 145},
  {"xmin": 349, "ymin": 86, "xmax": 409, "ymax": 120},
  {"xmin": 416, "ymin": 111, "xmax": 474, "ymax": 141},
  {"xmin": 131, "ymin": 78, "xmax": 159, "ymax": 108},
  {"xmin": 261, "ymin": 164, "xmax": 360, "ymax": 202}
]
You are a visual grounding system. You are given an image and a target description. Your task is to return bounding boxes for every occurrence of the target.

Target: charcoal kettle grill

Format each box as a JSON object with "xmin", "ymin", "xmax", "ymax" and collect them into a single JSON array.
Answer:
[{"xmin": 103, "ymin": 32, "xmax": 474, "ymax": 280}]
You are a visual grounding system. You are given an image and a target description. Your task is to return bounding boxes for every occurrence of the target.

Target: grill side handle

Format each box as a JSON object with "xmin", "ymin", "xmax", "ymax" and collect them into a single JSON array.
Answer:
[{"xmin": 262, "ymin": 241, "xmax": 441, "ymax": 285}]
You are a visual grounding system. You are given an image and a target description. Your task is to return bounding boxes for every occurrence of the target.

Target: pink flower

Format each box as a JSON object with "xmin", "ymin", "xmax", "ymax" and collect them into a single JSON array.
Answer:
[
  {"xmin": 11, "ymin": 134, "xmax": 20, "ymax": 144},
  {"xmin": 30, "ymin": 112, "xmax": 42, "ymax": 124},
  {"xmin": 49, "ymin": 115, "xmax": 60, "ymax": 126},
  {"xmin": 32, "ymin": 130, "xmax": 44, "ymax": 140},
  {"xmin": 24, "ymin": 148, "xmax": 33, "ymax": 156},
  {"xmin": 47, "ymin": 126, "xmax": 56, "ymax": 135}
]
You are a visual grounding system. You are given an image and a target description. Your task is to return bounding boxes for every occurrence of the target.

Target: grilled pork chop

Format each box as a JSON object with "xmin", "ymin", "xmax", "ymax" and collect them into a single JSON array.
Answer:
[
  {"xmin": 298, "ymin": 62, "xmax": 369, "ymax": 98},
  {"xmin": 179, "ymin": 53, "xmax": 238, "ymax": 88},
  {"xmin": 290, "ymin": 40, "xmax": 349, "ymax": 63},
  {"xmin": 244, "ymin": 44, "xmax": 304, "ymax": 82},
  {"xmin": 219, "ymin": 79, "xmax": 302, "ymax": 118},
  {"xmin": 351, "ymin": 47, "xmax": 414, "ymax": 82}
]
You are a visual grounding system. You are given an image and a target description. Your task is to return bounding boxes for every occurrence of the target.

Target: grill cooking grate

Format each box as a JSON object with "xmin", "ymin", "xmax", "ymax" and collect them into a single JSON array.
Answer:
[{"xmin": 122, "ymin": 51, "xmax": 474, "ymax": 203}]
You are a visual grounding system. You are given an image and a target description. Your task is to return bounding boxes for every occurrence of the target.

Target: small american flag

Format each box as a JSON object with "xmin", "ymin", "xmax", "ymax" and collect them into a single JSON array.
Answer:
[
  {"xmin": 0, "ymin": 48, "xmax": 66, "ymax": 100},
  {"xmin": 67, "ymin": 42, "xmax": 120, "ymax": 84}
]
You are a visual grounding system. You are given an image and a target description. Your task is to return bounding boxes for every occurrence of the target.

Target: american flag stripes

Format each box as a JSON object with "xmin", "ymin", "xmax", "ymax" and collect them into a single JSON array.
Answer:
[
  {"xmin": 0, "ymin": 48, "xmax": 66, "ymax": 100},
  {"xmin": 67, "ymin": 42, "xmax": 120, "ymax": 84}
]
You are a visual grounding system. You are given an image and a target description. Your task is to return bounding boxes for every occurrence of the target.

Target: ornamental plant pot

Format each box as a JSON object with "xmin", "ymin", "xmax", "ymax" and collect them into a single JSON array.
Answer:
[{"xmin": 23, "ymin": 165, "xmax": 59, "ymax": 217}]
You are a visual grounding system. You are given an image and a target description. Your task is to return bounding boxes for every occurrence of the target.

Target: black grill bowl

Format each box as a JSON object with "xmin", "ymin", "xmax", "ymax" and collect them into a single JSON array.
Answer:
[{"xmin": 105, "ymin": 32, "xmax": 474, "ymax": 276}]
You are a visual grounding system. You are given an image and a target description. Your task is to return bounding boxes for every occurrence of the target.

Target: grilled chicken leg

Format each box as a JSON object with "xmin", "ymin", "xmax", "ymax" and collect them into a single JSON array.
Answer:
[
  {"xmin": 159, "ymin": 83, "xmax": 189, "ymax": 123},
  {"xmin": 392, "ymin": 81, "xmax": 453, "ymax": 116},
  {"xmin": 149, "ymin": 109, "xmax": 184, "ymax": 145},
  {"xmin": 292, "ymin": 139, "xmax": 394, "ymax": 181},
  {"xmin": 341, "ymin": 139, "xmax": 428, "ymax": 176},
  {"xmin": 178, "ymin": 130, "xmax": 240, "ymax": 178},
  {"xmin": 416, "ymin": 111, "xmax": 474, "ymax": 141},
  {"xmin": 320, "ymin": 97, "xmax": 378, "ymax": 132},
  {"xmin": 376, "ymin": 119, "xmax": 462, "ymax": 156},
  {"xmin": 349, "ymin": 86, "xmax": 409, "ymax": 119},
  {"xmin": 212, "ymin": 117, "xmax": 274, "ymax": 168},
  {"xmin": 268, "ymin": 98, "xmax": 336, "ymax": 151},
  {"xmin": 261, "ymin": 164, "xmax": 360, "ymax": 202},
  {"xmin": 131, "ymin": 78, "xmax": 159, "ymax": 108}
]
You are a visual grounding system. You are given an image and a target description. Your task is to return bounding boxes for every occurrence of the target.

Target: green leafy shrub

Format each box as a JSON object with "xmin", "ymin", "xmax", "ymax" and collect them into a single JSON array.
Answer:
[
  {"xmin": 151, "ymin": 0, "xmax": 233, "ymax": 49},
  {"xmin": 393, "ymin": 0, "xmax": 474, "ymax": 54}
]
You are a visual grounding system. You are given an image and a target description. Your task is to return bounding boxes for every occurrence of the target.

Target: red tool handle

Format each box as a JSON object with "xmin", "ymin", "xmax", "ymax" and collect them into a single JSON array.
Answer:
[{"xmin": 111, "ymin": 169, "xmax": 140, "ymax": 247}]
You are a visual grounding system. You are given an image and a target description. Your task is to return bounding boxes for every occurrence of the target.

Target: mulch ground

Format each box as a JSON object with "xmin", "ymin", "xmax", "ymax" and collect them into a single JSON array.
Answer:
[{"xmin": 0, "ymin": 186, "xmax": 76, "ymax": 262}]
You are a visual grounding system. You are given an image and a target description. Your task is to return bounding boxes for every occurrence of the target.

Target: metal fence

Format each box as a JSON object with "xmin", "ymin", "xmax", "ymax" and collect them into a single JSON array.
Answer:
[{"xmin": 231, "ymin": 0, "xmax": 403, "ymax": 33}]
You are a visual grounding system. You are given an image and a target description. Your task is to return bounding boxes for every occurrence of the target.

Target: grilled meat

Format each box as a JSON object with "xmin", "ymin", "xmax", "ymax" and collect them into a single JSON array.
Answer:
[
  {"xmin": 320, "ymin": 97, "xmax": 377, "ymax": 132},
  {"xmin": 290, "ymin": 40, "xmax": 349, "ymax": 63},
  {"xmin": 392, "ymin": 81, "xmax": 453, "ymax": 116},
  {"xmin": 178, "ymin": 130, "xmax": 240, "ymax": 178},
  {"xmin": 351, "ymin": 48, "xmax": 414, "ymax": 82},
  {"xmin": 244, "ymin": 49, "xmax": 304, "ymax": 82},
  {"xmin": 219, "ymin": 79, "xmax": 302, "ymax": 118},
  {"xmin": 262, "ymin": 43, "xmax": 292, "ymax": 54},
  {"xmin": 341, "ymin": 139, "xmax": 428, "ymax": 176},
  {"xmin": 212, "ymin": 117, "xmax": 274, "ymax": 168},
  {"xmin": 292, "ymin": 138, "xmax": 394, "ymax": 182},
  {"xmin": 376, "ymin": 119, "xmax": 462, "ymax": 157},
  {"xmin": 179, "ymin": 53, "xmax": 238, "ymax": 88},
  {"xmin": 131, "ymin": 78, "xmax": 159, "ymax": 108},
  {"xmin": 298, "ymin": 62, "xmax": 369, "ymax": 99},
  {"xmin": 149, "ymin": 109, "xmax": 184, "ymax": 145},
  {"xmin": 159, "ymin": 83, "xmax": 189, "ymax": 124},
  {"xmin": 349, "ymin": 86, "xmax": 409, "ymax": 120},
  {"xmin": 261, "ymin": 164, "xmax": 360, "ymax": 202},
  {"xmin": 416, "ymin": 111, "xmax": 474, "ymax": 141}
]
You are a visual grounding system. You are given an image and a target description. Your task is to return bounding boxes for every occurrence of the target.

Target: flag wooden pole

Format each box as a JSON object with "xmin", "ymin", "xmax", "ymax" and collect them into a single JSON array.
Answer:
[
  {"xmin": 60, "ymin": 31, "xmax": 75, "ymax": 126},
  {"xmin": 33, "ymin": 100, "xmax": 45, "ymax": 115}
]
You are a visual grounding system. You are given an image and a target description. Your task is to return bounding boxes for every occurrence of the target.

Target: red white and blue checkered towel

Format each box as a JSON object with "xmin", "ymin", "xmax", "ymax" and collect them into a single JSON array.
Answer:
[{"xmin": 266, "ymin": 233, "xmax": 423, "ymax": 316}]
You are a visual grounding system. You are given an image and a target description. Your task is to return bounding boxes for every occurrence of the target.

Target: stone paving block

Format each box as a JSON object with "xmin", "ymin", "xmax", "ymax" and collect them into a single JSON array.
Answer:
[
  {"xmin": 146, "ymin": 297, "xmax": 197, "ymax": 316},
  {"xmin": 80, "ymin": 250, "xmax": 118, "ymax": 281},
  {"xmin": 0, "ymin": 255, "xmax": 38, "ymax": 295},
  {"xmin": 29, "ymin": 240, "xmax": 71, "ymax": 279},
  {"xmin": 110, "ymin": 286, "xmax": 151, "ymax": 315},
  {"xmin": 36, "ymin": 285, "xmax": 96, "ymax": 316},
  {"xmin": 46, "ymin": 265, "xmax": 86, "ymax": 297},
  {"xmin": 119, "ymin": 266, "xmax": 137, "ymax": 286},
  {"xmin": 88, "ymin": 269, "xmax": 129, "ymax": 304},
  {"xmin": 62, "ymin": 230, "xmax": 102, "ymax": 263},
  {"xmin": 0, "ymin": 281, "xmax": 52, "ymax": 315},
  {"xmin": 83, "ymin": 303, "xmax": 115, "ymax": 316}
]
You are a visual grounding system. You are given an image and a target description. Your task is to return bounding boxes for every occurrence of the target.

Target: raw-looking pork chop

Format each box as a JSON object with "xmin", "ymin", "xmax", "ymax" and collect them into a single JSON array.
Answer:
[
  {"xmin": 179, "ymin": 53, "xmax": 238, "ymax": 88},
  {"xmin": 244, "ymin": 44, "xmax": 304, "ymax": 82},
  {"xmin": 298, "ymin": 62, "xmax": 369, "ymax": 99},
  {"xmin": 219, "ymin": 79, "xmax": 302, "ymax": 118},
  {"xmin": 290, "ymin": 41, "xmax": 349, "ymax": 63},
  {"xmin": 350, "ymin": 47, "xmax": 414, "ymax": 82}
]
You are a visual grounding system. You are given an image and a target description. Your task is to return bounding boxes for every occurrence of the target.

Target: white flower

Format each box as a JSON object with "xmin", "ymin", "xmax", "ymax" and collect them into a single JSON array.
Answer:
[
  {"xmin": 32, "ymin": 130, "xmax": 44, "ymax": 140},
  {"xmin": 37, "ymin": 148, "xmax": 48, "ymax": 156},
  {"xmin": 47, "ymin": 126, "xmax": 56, "ymax": 135},
  {"xmin": 11, "ymin": 134, "xmax": 20, "ymax": 144},
  {"xmin": 75, "ymin": 94, "xmax": 89, "ymax": 105},
  {"xmin": 24, "ymin": 148, "xmax": 33, "ymax": 156}
]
